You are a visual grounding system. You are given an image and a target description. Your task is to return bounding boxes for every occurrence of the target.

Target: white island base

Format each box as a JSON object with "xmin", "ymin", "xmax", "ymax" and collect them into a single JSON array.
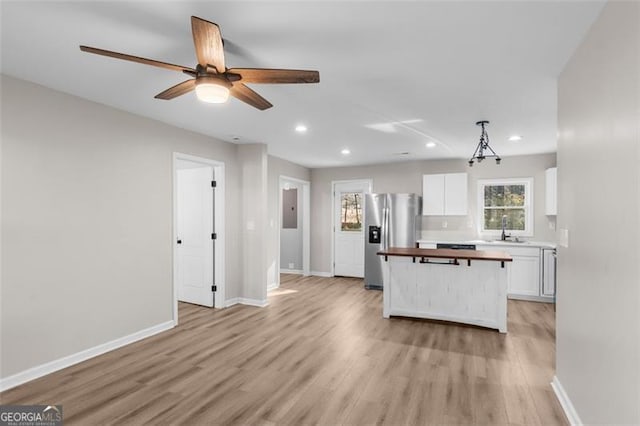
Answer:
[{"xmin": 381, "ymin": 253, "xmax": 510, "ymax": 333}]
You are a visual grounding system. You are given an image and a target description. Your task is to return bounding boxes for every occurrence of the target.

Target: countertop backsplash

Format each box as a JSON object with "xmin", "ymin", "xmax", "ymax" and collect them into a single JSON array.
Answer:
[{"xmin": 417, "ymin": 214, "xmax": 557, "ymax": 244}]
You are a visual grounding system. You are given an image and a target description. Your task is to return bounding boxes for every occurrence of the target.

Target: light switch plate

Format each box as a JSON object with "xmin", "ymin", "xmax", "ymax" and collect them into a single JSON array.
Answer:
[{"xmin": 559, "ymin": 228, "xmax": 569, "ymax": 247}]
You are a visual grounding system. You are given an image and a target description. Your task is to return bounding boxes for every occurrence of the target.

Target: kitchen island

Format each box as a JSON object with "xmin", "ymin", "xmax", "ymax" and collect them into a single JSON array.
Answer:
[{"xmin": 377, "ymin": 247, "xmax": 512, "ymax": 332}]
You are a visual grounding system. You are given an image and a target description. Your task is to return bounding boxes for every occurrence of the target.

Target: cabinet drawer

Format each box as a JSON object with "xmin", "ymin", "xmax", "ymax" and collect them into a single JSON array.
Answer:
[{"xmin": 418, "ymin": 242, "xmax": 437, "ymax": 249}]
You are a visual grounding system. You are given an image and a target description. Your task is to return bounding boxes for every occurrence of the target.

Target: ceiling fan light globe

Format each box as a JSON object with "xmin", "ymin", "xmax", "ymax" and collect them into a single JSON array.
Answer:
[{"xmin": 195, "ymin": 81, "xmax": 230, "ymax": 103}]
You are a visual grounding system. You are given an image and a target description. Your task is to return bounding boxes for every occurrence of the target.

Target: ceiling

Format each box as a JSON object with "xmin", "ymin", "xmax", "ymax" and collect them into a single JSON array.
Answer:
[{"xmin": 1, "ymin": 1, "xmax": 605, "ymax": 168}]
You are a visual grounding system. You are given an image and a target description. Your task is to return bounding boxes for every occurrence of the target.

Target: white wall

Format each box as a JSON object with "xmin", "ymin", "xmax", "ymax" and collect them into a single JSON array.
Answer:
[
  {"xmin": 556, "ymin": 2, "xmax": 640, "ymax": 424},
  {"xmin": 310, "ymin": 153, "xmax": 556, "ymax": 273},
  {"xmin": 0, "ymin": 75, "xmax": 242, "ymax": 379}
]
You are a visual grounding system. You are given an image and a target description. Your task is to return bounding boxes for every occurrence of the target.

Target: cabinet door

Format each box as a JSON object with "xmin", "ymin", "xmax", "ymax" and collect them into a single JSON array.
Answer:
[
  {"xmin": 509, "ymin": 255, "xmax": 540, "ymax": 296},
  {"xmin": 545, "ymin": 167, "xmax": 557, "ymax": 215},
  {"xmin": 422, "ymin": 174, "xmax": 445, "ymax": 215},
  {"xmin": 444, "ymin": 173, "xmax": 468, "ymax": 215}
]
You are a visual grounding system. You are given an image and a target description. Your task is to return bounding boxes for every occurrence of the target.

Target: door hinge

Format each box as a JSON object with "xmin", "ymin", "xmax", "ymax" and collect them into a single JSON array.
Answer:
[
  {"xmin": 211, "ymin": 233, "xmax": 217, "ymax": 240},
  {"xmin": 211, "ymin": 180, "xmax": 217, "ymax": 188},
  {"xmin": 211, "ymin": 285, "xmax": 217, "ymax": 292}
]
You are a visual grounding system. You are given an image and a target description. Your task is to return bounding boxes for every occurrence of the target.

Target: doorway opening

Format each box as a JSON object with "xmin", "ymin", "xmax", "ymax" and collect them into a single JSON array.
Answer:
[
  {"xmin": 275, "ymin": 176, "xmax": 310, "ymax": 290},
  {"xmin": 332, "ymin": 179, "xmax": 372, "ymax": 277},
  {"xmin": 173, "ymin": 153, "xmax": 225, "ymax": 324}
]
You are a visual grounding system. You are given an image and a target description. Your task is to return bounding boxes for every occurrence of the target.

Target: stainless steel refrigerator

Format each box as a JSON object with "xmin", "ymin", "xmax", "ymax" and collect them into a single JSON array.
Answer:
[{"xmin": 364, "ymin": 193, "xmax": 422, "ymax": 290}]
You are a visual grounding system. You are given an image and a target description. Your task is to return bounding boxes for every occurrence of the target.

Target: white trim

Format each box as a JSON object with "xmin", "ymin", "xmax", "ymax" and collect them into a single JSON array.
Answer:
[
  {"xmin": 0, "ymin": 321, "xmax": 174, "ymax": 392},
  {"xmin": 508, "ymin": 294, "xmax": 555, "ymax": 303},
  {"xmin": 280, "ymin": 268, "xmax": 303, "ymax": 275},
  {"xmin": 551, "ymin": 376, "xmax": 583, "ymax": 426},
  {"xmin": 224, "ymin": 297, "xmax": 240, "ymax": 307},
  {"xmin": 173, "ymin": 153, "xmax": 226, "ymax": 322},
  {"xmin": 311, "ymin": 271, "xmax": 333, "ymax": 277},
  {"xmin": 267, "ymin": 283, "xmax": 280, "ymax": 291},
  {"xmin": 331, "ymin": 179, "xmax": 373, "ymax": 276},
  {"xmin": 225, "ymin": 297, "xmax": 269, "ymax": 308},
  {"xmin": 477, "ymin": 177, "xmax": 534, "ymax": 238},
  {"xmin": 277, "ymin": 176, "xmax": 311, "ymax": 294}
]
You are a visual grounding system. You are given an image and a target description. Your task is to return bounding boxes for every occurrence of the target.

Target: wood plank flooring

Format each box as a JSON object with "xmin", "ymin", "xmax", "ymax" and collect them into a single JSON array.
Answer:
[{"xmin": 0, "ymin": 274, "xmax": 567, "ymax": 425}]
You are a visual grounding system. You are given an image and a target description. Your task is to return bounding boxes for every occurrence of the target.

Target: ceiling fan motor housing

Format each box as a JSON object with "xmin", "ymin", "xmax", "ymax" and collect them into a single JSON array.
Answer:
[{"xmin": 196, "ymin": 75, "xmax": 232, "ymax": 89}]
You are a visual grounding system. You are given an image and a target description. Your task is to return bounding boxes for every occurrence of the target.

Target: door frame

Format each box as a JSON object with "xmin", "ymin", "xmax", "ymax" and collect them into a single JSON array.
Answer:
[
  {"xmin": 172, "ymin": 152, "xmax": 225, "ymax": 325},
  {"xmin": 331, "ymin": 179, "xmax": 373, "ymax": 277},
  {"xmin": 275, "ymin": 175, "xmax": 311, "ymax": 290}
]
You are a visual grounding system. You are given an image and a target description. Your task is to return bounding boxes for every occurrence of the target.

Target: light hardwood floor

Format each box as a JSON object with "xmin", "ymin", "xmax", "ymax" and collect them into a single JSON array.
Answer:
[{"xmin": 1, "ymin": 274, "xmax": 567, "ymax": 425}]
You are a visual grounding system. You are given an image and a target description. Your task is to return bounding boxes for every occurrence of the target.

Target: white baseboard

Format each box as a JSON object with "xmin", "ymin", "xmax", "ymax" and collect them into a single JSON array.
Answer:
[
  {"xmin": 280, "ymin": 268, "xmax": 303, "ymax": 275},
  {"xmin": 311, "ymin": 271, "xmax": 333, "ymax": 277},
  {"xmin": 0, "ymin": 320, "xmax": 174, "ymax": 392},
  {"xmin": 267, "ymin": 283, "xmax": 280, "ymax": 292},
  {"xmin": 508, "ymin": 294, "xmax": 555, "ymax": 303},
  {"xmin": 225, "ymin": 297, "xmax": 268, "ymax": 308},
  {"xmin": 551, "ymin": 376, "xmax": 583, "ymax": 426}
]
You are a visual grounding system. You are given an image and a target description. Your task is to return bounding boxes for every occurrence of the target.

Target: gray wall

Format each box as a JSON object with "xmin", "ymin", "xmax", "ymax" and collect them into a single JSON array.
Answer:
[
  {"xmin": 238, "ymin": 144, "xmax": 268, "ymax": 303},
  {"xmin": 266, "ymin": 155, "xmax": 310, "ymax": 285},
  {"xmin": 280, "ymin": 181, "xmax": 303, "ymax": 270},
  {"xmin": 1, "ymin": 75, "xmax": 242, "ymax": 378},
  {"xmin": 310, "ymin": 153, "xmax": 556, "ymax": 273},
  {"xmin": 556, "ymin": 2, "xmax": 640, "ymax": 424}
]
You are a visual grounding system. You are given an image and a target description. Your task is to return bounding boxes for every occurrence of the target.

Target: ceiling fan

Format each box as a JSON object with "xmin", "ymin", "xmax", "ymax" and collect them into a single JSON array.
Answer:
[{"xmin": 80, "ymin": 16, "xmax": 320, "ymax": 110}]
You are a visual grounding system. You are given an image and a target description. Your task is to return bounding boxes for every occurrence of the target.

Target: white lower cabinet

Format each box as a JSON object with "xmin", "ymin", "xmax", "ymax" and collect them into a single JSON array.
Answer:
[
  {"xmin": 508, "ymin": 253, "xmax": 540, "ymax": 297},
  {"xmin": 541, "ymin": 249, "xmax": 556, "ymax": 297},
  {"xmin": 416, "ymin": 241, "xmax": 555, "ymax": 302}
]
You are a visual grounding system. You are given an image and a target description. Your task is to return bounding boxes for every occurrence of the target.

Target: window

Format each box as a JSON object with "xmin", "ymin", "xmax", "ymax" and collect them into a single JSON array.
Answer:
[
  {"xmin": 340, "ymin": 192, "xmax": 363, "ymax": 231},
  {"xmin": 478, "ymin": 178, "xmax": 533, "ymax": 236}
]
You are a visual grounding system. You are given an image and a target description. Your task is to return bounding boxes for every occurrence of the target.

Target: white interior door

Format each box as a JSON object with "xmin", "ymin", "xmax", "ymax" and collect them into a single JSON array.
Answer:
[
  {"xmin": 177, "ymin": 163, "xmax": 214, "ymax": 307},
  {"xmin": 333, "ymin": 181, "xmax": 371, "ymax": 277}
]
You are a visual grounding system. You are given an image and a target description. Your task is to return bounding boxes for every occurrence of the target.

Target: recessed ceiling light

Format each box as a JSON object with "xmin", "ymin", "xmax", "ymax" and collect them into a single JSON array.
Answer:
[
  {"xmin": 341, "ymin": 148, "xmax": 351, "ymax": 155},
  {"xmin": 508, "ymin": 135, "xmax": 523, "ymax": 142},
  {"xmin": 295, "ymin": 124, "xmax": 308, "ymax": 133},
  {"xmin": 425, "ymin": 141, "xmax": 436, "ymax": 148}
]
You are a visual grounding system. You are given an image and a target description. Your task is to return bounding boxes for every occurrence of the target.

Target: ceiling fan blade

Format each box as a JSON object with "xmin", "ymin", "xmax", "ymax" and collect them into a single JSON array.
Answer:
[
  {"xmin": 228, "ymin": 68, "xmax": 320, "ymax": 84},
  {"xmin": 191, "ymin": 16, "xmax": 225, "ymax": 72},
  {"xmin": 230, "ymin": 83, "xmax": 273, "ymax": 110},
  {"xmin": 79, "ymin": 46, "xmax": 195, "ymax": 74},
  {"xmin": 154, "ymin": 79, "xmax": 196, "ymax": 100}
]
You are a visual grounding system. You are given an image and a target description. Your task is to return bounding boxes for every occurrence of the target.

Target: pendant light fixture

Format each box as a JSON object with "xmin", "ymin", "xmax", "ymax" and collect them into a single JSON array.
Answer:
[{"xmin": 468, "ymin": 120, "xmax": 501, "ymax": 166}]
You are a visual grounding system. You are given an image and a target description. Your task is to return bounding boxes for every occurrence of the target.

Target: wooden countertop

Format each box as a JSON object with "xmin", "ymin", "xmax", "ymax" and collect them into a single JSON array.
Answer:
[{"xmin": 377, "ymin": 247, "xmax": 513, "ymax": 262}]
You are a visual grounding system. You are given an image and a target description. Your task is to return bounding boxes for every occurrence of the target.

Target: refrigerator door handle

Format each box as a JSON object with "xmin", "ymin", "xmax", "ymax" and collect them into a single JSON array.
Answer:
[{"xmin": 382, "ymin": 207, "xmax": 389, "ymax": 250}]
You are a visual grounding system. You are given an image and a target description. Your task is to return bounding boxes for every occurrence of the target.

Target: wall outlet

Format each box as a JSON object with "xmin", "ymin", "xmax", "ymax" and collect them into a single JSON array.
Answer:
[
  {"xmin": 288, "ymin": 263, "xmax": 295, "ymax": 269},
  {"xmin": 549, "ymin": 221, "xmax": 556, "ymax": 230},
  {"xmin": 442, "ymin": 220, "xmax": 448, "ymax": 229}
]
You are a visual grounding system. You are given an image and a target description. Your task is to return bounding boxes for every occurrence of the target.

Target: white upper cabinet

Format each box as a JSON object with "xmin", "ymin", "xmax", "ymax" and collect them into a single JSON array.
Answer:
[
  {"xmin": 422, "ymin": 174, "xmax": 445, "ymax": 215},
  {"xmin": 423, "ymin": 173, "xmax": 468, "ymax": 216},
  {"xmin": 444, "ymin": 173, "xmax": 468, "ymax": 215},
  {"xmin": 545, "ymin": 167, "xmax": 557, "ymax": 215}
]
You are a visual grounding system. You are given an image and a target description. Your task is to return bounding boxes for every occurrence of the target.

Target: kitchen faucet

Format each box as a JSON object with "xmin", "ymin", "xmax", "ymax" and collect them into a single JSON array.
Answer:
[{"xmin": 501, "ymin": 215, "xmax": 510, "ymax": 241}]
